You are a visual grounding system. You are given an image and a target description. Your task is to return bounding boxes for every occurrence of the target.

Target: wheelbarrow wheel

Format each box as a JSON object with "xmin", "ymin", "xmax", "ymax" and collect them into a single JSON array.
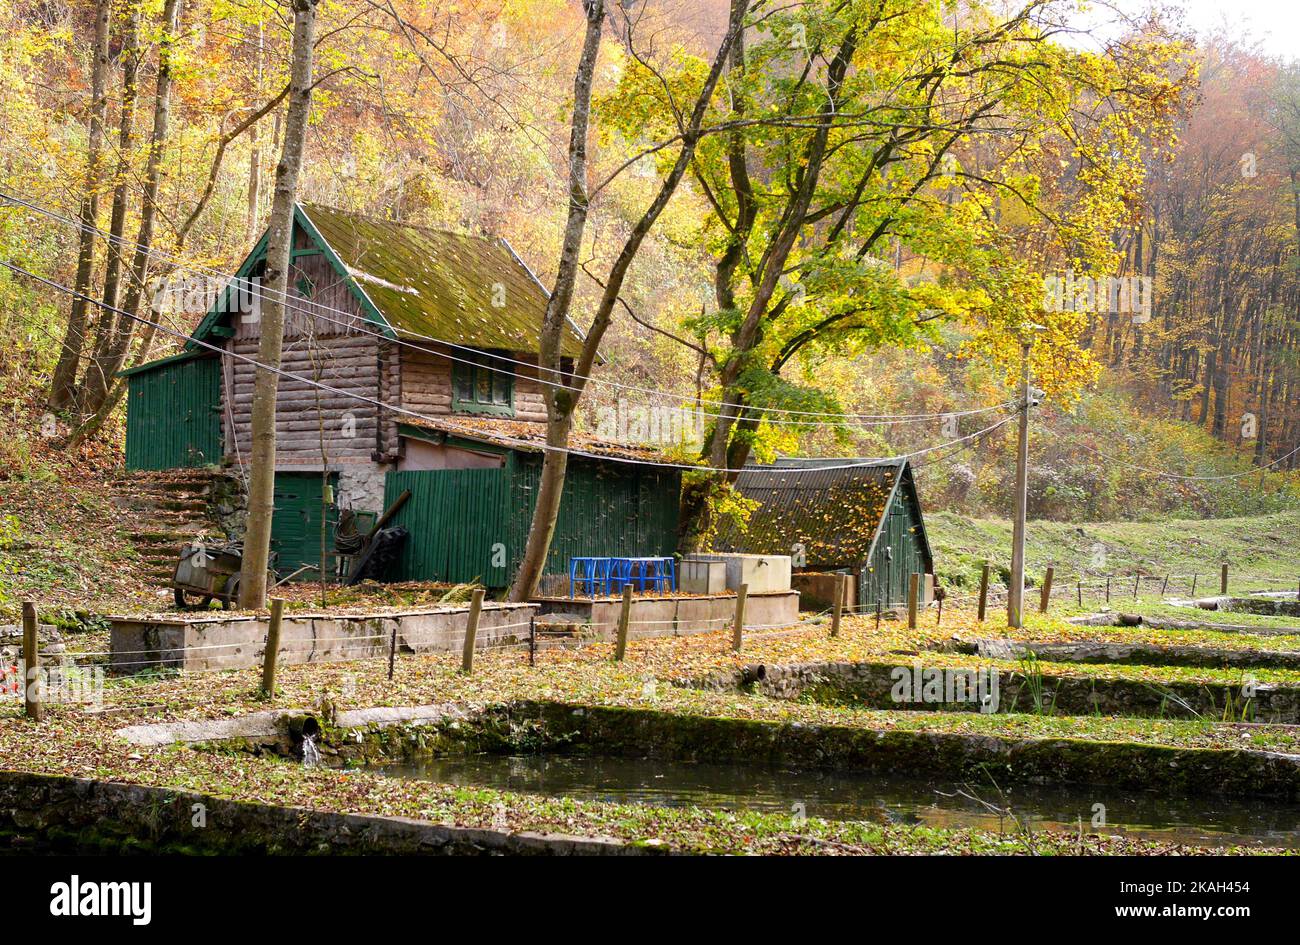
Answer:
[
  {"xmin": 220, "ymin": 571, "xmax": 277, "ymax": 610},
  {"xmin": 174, "ymin": 589, "xmax": 214, "ymax": 610},
  {"xmin": 221, "ymin": 574, "xmax": 240, "ymax": 610}
]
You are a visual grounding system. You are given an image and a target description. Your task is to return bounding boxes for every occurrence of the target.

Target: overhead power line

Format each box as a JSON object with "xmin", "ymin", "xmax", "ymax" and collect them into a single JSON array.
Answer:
[
  {"xmin": 1, "ymin": 258, "xmax": 1021, "ymax": 474},
  {"xmin": 0, "ymin": 189, "xmax": 1015, "ymax": 426}
]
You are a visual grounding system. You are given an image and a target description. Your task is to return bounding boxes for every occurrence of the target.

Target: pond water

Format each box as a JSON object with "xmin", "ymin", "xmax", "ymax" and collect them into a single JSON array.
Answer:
[{"xmin": 373, "ymin": 752, "xmax": 1300, "ymax": 849}]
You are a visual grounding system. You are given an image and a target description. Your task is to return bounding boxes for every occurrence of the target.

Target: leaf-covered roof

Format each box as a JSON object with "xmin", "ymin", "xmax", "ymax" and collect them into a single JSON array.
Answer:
[
  {"xmin": 713, "ymin": 458, "xmax": 918, "ymax": 567},
  {"xmin": 399, "ymin": 415, "xmax": 679, "ymax": 463},
  {"xmin": 300, "ymin": 204, "xmax": 583, "ymax": 357}
]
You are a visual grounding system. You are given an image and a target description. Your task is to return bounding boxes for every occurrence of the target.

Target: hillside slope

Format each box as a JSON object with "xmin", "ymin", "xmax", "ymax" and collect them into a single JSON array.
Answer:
[{"xmin": 927, "ymin": 507, "xmax": 1300, "ymax": 591}]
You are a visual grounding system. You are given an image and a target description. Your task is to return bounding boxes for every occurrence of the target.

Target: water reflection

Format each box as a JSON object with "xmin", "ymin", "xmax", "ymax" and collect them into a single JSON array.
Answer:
[{"xmin": 373, "ymin": 752, "xmax": 1300, "ymax": 849}]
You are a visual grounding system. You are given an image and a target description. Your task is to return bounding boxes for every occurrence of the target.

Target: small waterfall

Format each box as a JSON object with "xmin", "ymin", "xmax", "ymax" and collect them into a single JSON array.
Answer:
[{"xmin": 301, "ymin": 733, "xmax": 322, "ymax": 767}]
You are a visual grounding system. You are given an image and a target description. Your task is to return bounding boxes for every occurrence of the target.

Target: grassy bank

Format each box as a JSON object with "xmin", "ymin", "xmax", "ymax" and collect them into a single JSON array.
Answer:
[{"xmin": 927, "ymin": 507, "xmax": 1300, "ymax": 590}]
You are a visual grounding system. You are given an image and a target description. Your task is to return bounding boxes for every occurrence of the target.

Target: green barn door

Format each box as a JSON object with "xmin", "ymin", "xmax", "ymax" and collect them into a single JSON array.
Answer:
[
  {"xmin": 271, "ymin": 472, "xmax": 336, "ymax": 577},
  {"xmin": 125, "ymin": 355, "xmax": 223, "ymax": 470}
]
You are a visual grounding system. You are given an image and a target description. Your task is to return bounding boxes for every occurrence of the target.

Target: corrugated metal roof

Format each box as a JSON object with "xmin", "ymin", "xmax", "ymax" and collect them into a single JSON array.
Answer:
[
  {"xmin": 713, "ymin": 458, "xmax": 906, "ymax": 566},
  {"xmin": 399, "ymin": 415, "xmax": 679, "ymax": 462},
  {"xmin": 301, "ymin": 204, "xmax": 584, "ymax": 358}
]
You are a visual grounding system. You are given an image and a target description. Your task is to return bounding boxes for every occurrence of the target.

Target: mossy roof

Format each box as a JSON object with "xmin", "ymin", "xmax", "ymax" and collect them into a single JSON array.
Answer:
[
  {"xmin": 302, "ymin": 204, "xmax": 584, "ymax": 357},
  {"xmin": 189, "ymin": 204, "xmax": 584, "ymax": 358}
]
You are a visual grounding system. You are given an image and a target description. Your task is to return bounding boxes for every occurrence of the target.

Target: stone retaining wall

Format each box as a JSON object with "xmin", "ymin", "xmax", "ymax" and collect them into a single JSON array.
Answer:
[
  {"xmin": 941, "ymin": 637, "xmax": 1300, "ymax": 670},
  {"xmin": 0, "ymin": 770, "xmax": 665, "ymax": 855},
  {"xmin": 533, "ymin": 590, "xmax": 800, "ymax": 639},
  {"xmin": 694, "ymin": 659, "xmax": 1300, "ymax": 723}
]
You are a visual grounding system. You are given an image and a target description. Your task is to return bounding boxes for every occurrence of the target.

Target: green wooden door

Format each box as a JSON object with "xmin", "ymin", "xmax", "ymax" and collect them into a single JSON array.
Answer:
[
  {"xmin": 271, "ymin": 472, "xmax": 336, "ymax": 577},
  {"xmin": 124, "ymin": 355, "xmax": 222, "ymax": 470},
  {"xmin": 384, "ymin": 468, "xmax": 511, "ymax": 585}
]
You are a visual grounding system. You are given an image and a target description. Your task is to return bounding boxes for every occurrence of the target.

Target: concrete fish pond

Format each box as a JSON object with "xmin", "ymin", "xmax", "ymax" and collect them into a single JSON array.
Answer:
[
  {"xmin": 107, "ymin": 602, "xmax": 539, "ymax": 673},
  {"xmin": 131, "ymin": 698, "xmax": 1300, "ymax": 850},
  {"xmin": 690, "ymin": 660, "xmax": 1300, "ymax": 723},
  {"xmin": 371, "ymin": 753, "xmax": 1300, "ymax": 850},
  {"xmin": 163, "ymin": 699, "xmax": 1300, "ymax": 800}
]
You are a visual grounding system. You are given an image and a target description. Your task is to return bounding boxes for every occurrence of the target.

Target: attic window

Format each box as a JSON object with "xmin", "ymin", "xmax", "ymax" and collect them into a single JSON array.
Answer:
[
  {"xmin": 452, "ymin": 351, "xmax": 513, "ymax": 416},
  {"xmin": 295, "ymin": 274, "xmax": 315, "ymax": 299}
]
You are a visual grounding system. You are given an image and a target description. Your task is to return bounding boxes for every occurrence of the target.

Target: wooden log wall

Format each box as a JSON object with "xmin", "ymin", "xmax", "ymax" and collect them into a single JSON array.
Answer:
[
  {"xmin": 398, "ymin": 342, "xmax": 546, "ymax": 424},
  {"xmin": 223, "ymin": 332, "xmax": 382, "ymax": 464}
]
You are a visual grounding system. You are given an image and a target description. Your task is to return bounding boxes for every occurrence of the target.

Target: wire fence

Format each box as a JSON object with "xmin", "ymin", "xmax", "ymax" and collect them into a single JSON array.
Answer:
[{"xmin": 7, "ymin": 567, "xmax": 1298, "ymax": 715}]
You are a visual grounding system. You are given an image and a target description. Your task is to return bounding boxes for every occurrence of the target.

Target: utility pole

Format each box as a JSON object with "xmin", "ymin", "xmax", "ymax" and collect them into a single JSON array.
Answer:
[{"xmin": 1008, "ymin": 339, "xmax": 1033, "ymax": 629}]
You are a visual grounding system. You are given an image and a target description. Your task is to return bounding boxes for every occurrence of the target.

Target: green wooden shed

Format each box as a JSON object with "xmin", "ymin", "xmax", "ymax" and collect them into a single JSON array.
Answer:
[
  {"xmin": 384, "ymin": 420, "xmax": 681, "ymax": 588},
  {"xmin": 121, "ymin": 352, "xmax": 223, "ymax": 471},
  {"xmin": 712, "ymin": 458, "xmax": 933, "ymax": 608}
]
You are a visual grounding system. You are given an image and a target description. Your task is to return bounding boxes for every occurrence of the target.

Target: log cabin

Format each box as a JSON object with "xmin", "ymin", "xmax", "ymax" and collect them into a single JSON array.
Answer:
[{"xmin": 121, "ymin": 204, "xmax": 680, "ymax": 586}]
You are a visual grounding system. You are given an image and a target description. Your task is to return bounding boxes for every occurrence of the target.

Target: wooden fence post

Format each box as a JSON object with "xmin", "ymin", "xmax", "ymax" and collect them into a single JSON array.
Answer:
[
  {"xmin": 22, "ymin": 601, "xmax": 41, "ymax": 721},
  {"xmin": 731, "ymin": 583, "xmax": 748, "ymax": 653},
  {"xmin": 260, "ymin": 597, "xmax": 285, "ymax": 701},
  {"xmin": 976, "ymin": 562, "xmax": 990, "ymax": 622},
  {"xmin": 1039, "ymin": 566, "xmax": 1054, "ymax": 613},
  {"xmin": 1221, "ymin": 563, "xmax": 1229, "ymax": 595},
  {"xmin": 1132, "ymin": 574, "xmax": 1140, "ymax": 600},
  {"xmin": 1191, "ymin": 574, "xmax": 1198, "ymax": 596},
  {"xmin": 830, "ymin": 573, "xmax": 845, "ymax": 638},
  {"xmin": 1077, "ymin": 581, "xmax": 1083, "ymax": 607},
  {"xmin": 461, "ymin": 588, "xmax": 484, "ymax": 674},
  {"xmin": 1161, "ymin": 574, "xmax": 1170, "ymax": 595},
  {"xmin": 907, "ymin": 573, "xmax": 920, "ymax": 630},
  {"xmin": 614, "ymin": 585, "xmax": 632, "ymax": 661}
]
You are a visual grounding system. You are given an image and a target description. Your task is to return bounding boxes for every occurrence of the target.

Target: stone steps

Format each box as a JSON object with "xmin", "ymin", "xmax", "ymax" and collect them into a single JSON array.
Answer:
[{"xmin": 111, "ymin": 469, "xmax": 236, "ymax": 585}]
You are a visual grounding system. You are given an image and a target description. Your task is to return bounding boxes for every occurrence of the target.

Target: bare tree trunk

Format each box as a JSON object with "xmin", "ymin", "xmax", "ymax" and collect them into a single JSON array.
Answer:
[
  {"xmin": 505, "ymin": 0, "xmax": 606, "ymax": 602},
  {"xmin": 239, "ymin": 0, "xmax": 320, "ymax": 610},
  {"xmin": 78, "ymin": 0, "xmax": 182, "ymax": 420},
  {"xmin": 507, "ymin": 0, "xmax": 747, "ymax": 601},
  {"xmin": 64, "ymin": 320, "xmax": 158, "ymax": 450},
  {"xmin": 247, "ymin": 18, "xmax": 265, "ymax": 241},
  {"xmin": 84, "ymin": 1, "xmax": 142, "ymax": 410},
  {"xmin": 47, "ymin": 0, "xmax": 112, "ymax": 412}
]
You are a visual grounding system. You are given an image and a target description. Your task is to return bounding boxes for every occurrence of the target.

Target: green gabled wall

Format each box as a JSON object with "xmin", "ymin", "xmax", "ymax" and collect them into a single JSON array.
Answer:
[
  {"xmin": 858, "ymin": 471, "xmax": 931, "ymax": 608},
  {"xmin": 124, "ymin": 354, "xmax": 223, "ymax": 471},
  {"xmin": 384, "ymin": 449, "xmax": 681, "ymax": 588}
]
